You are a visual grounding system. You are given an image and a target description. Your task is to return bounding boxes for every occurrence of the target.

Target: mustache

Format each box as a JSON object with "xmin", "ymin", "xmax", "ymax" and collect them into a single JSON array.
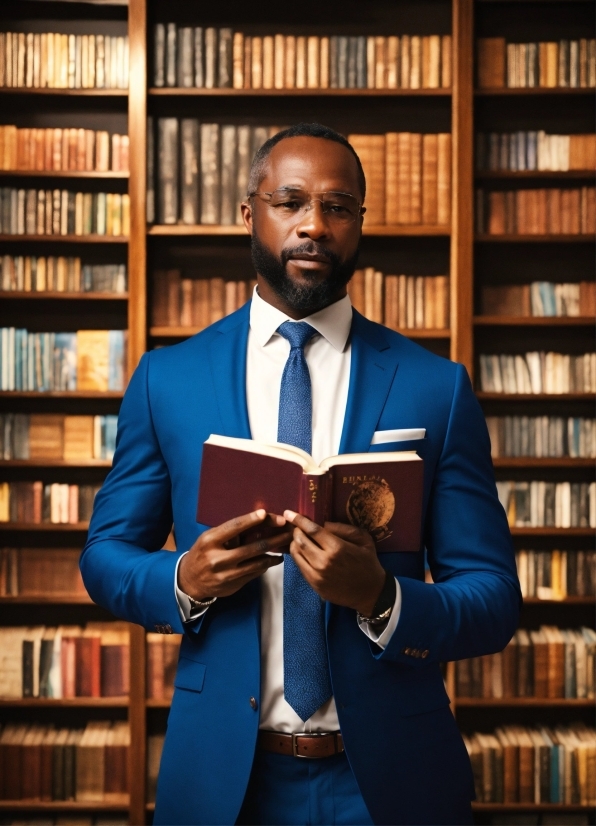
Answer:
[{"xmin": 280, "ymin": 242, "xmax": 341, "ymax": 268}]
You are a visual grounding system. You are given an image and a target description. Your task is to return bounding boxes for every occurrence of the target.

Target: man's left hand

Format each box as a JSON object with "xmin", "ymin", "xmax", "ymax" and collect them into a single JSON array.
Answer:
[{"xmin": 283, "ymin": 510, "xmax": 386, "ymax": 616}]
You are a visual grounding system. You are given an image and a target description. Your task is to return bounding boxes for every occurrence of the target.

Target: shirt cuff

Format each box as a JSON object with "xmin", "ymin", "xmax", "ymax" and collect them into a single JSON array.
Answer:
[
  {"xmin": 357, "ymin": 577, "xmax": 402, "ymax": 650},
  {"xmin": 174, "ymin": 552, "xmax": 214, "ymax": 623}
]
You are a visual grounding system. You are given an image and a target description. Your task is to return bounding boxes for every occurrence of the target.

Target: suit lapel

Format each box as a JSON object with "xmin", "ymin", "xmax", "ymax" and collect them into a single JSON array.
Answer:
[
  {"xmin": 339, "ymin": 310, "xmax": 400, "ymax": 455},
  {"xmin": 207, "ymin": 303, "xmax": 252, "ymax": 440}
]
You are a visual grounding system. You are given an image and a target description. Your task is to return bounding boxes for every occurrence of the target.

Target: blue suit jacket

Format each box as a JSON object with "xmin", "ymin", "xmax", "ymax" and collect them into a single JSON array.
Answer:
[{"xmin": 81, "ymin": 304, "xmax": 521, "ymax": 826}]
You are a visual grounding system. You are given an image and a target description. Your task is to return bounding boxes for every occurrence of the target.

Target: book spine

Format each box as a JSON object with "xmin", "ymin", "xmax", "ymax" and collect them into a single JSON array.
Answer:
[{"xmin": 299, "ymin": 473, "xmax": 330, "ymax": 524}]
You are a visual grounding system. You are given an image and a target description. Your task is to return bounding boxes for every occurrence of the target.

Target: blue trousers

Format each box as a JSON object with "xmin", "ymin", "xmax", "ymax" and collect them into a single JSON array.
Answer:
[{"xmin": 236, "ymin": 749, "xmax": 375, "ymax": 826}]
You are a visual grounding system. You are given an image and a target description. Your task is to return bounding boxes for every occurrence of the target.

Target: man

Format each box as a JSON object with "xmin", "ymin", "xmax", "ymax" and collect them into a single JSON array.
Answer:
[{"xmin": 81, "ymin": 123, "xmax": 520, "ymax": 826}]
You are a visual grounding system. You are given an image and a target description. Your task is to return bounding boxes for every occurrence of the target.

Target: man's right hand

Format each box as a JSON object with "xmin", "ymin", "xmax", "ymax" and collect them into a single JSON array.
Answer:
[{"xmin": 177, "ymin": 509, "xmax": 291, "ymax": 602}]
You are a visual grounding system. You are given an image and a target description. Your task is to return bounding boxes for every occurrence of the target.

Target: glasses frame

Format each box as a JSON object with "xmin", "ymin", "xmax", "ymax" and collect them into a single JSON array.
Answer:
[{"xmin": 247, "ymin": 188, "xmax": 365, "ymax": 224}]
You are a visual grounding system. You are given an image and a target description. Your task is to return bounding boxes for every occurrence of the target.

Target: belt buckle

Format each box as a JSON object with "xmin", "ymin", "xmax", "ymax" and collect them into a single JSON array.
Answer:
[{"xmin": 291, "ymin": 732, "xmax": 330, "ymax": 759}]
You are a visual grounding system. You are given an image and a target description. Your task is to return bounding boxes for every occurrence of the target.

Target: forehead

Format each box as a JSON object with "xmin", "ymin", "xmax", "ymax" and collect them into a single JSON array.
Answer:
[{"xmin": 262, "ymin": 136, "xmax": 361, "ymax": 195}]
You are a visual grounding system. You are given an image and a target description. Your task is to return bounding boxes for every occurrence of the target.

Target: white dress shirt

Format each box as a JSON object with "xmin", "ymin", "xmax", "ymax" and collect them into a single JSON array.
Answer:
[{"xmin": 176, "ymin": 288, "xmax": 401, "ymax": 732}]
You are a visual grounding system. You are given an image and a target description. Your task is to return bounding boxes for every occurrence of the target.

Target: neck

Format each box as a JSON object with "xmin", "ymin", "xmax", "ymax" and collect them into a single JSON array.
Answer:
[{"xmin": 255, "ymin": 276, "xmax": 347, "ymax": 320}]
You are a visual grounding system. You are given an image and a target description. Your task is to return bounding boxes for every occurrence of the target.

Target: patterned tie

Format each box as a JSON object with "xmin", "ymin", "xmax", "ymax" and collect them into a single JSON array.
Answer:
[{"xmin": 276, "ymin": 320, "xmax": 333, "ymax": 721}]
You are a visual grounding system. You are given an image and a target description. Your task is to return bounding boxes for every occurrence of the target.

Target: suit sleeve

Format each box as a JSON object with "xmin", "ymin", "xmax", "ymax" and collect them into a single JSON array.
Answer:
[
  {"xmin": 376, "ymin": 363, "xmax": 522, "ymax": 665},
  {"xmin": 80, "ymin": 352, "xmax": 188, "ymax": 633}
]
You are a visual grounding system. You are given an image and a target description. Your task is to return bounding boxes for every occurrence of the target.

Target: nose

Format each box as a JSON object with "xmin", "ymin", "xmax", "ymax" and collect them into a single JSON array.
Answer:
[{"xmin": 295, "ymin": 199, "xmax": 330, "ymax": 240}]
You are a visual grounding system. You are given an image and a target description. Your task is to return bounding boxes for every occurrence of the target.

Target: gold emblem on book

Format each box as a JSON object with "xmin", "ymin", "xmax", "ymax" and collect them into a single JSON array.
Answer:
[{"xmin": 346, "ymin": 478, "xmax": 395, "ymax": 543}]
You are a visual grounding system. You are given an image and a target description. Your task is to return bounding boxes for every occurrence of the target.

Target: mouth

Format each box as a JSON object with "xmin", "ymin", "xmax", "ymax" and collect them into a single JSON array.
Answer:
[{"xmin": 286, "ymin": 253, "xmax": 332, "ymax": 269}]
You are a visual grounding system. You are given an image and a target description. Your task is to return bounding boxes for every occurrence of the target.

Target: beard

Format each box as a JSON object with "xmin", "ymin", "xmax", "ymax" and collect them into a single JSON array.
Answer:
[{"xmin": 250, "ymin": 229, "xmax": 360, "ymax": 314}]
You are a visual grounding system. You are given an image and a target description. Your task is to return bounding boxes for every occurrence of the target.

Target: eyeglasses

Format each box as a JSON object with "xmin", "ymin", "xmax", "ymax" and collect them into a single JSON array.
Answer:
[{"xmin": 248, "ymin": 188, "xmax": 363, "ymax": 225}]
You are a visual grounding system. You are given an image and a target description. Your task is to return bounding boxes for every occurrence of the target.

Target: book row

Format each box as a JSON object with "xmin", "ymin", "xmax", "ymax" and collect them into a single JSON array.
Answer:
[
  {"xmin": 476, "ymin": 187, "xmax": 596, "ymax": 236},
  {"xmin": 153, "ymin": 25, "xmax": 452, "ymax": 91},
  {"xmin": 464, "ymin": 724, "xmax": 595, "ymax": 805},
  {"xmin": 0, "ymin": 481, "xmax": 100, "ymax": 524},
  {"xmin": 0, "ymin": 624, "xmax": 129, "ymax": 699},
  {"xmin": 0, "ymin": 721, "xmax": 130, "ymax": 802},
  {"xmin": 495, "ymin": 481, "xmax": 596, "ymax": 529},
  {"xmin": 516, "ymin": 550, "xmax": 595, "ymax": 600},
  {"xmin": 0, "ymin": 126, "xmax": 129, "ymax": 173},
  {"xmin": 475, "ymin": 132, "xmax": 596, "ymax": 173},
  {"xmin": 0, "ymin": 414, "xmax": 118, "ymax": 461},
  {"xmin": 348, "ymin": 132, "xmax": 451, "ymax": 226},
  {"xmin": 477, "ymin": 38, "xmax": 596, "ymax": 89},
  {"xmin": 478, "ymin": 352, "xmax": 596, "ymax": 395},
  {"xmin": 0, "ymin": 188, "xmax": 131, "ymax": 237},
  {"xmin": 0, "ymin": 328, "xmax": 127, "ymax": 392},
  {"xmin": 146, "ymin": 632, "xmax": 182, "ymax": 700},
  {"xmin": 481, "ymin": 281, "xmax": 596, "ymax": 318},
  {"xmin": 348, "ymin": 271, "xmax": 450, "ymax": 330},
  {"xmin": 485, "ymin": 416, "xmax": 596, "ymax": 459},
  {"xmin": 0, "ymin": 256, "xmax": 127, "ymax": 294},
  {"xmin": 456, "ymin": 625, "xmax": 596, "ymax": 700},
  {"xmin": 0, "ymin": 32, "xmax": 129, "ymax": 89},
  {"xmin": 151, "ymin": 271, "xmax": 256, "ymax": 329},
  {"xmin": 0, "ymin": 547, "xmax": 86, "ymax": 599},
  {"xmin": 150, "ymin": 120, "xmax": 280, "ymax": 226}
]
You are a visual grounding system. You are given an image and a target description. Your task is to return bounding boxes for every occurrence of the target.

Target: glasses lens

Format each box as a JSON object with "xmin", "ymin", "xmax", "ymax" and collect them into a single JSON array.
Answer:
[{"xmin": 267, "ymin": 190, "xmax": 359, "ymax": 223}]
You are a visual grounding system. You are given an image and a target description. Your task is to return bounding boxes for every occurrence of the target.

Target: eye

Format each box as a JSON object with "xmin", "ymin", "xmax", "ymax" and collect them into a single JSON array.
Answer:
[{"xmin": 275, "ymin": 199, "xmax": 302, "ymax": 211}]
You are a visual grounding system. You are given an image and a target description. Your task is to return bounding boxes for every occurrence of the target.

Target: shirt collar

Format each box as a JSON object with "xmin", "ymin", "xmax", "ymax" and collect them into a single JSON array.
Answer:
[{"xmin": 249, "ymin": 286, "xmax": 352, "ymax": 353}]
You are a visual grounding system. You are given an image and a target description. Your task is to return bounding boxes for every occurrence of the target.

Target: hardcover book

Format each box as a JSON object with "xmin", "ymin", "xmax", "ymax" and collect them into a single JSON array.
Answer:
[{"xmin": 197, "ymin": 435, "xmax": 424, "ymax": 552}]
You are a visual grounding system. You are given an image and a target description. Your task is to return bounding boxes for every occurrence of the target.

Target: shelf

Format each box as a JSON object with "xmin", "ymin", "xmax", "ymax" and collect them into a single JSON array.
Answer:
[
  {"xmin": 509, "ymin": 527, "xmax": 594, "ymax": 536},
  {"xmin": 0, "ymin": 291, "xmax": 128, "ymax": 300},
  {"xmin": 148, "ymin": 224, "xmax": 451, "ymax": 237},
  {"xmin": 492, "ymin": 457, "xmax": 595, "ymax": 467},
  {"xmin": 0, "ymin": 697, "xmax": 128, "ymax": 707},
  {"xmin": 523, "ymin": 596, "xmax": 595, "ymax": 604},
  {"xmin": 475, "ymin": 234, "xmax": 594, "ymax": 242},
  {"xmin": 0, "ymin": 458, "xmax": 112, "ymax": 467},
  {"xmin": 0, "ymin": 235, "xmax": 127, "ymax": 244},
  {"xmin": 476, "ymin": 392, "xmax": 594, "ymax": 401},
  {"xmin": 0, "ymin": 391, "xmax": 123, "ymax": 398},
  {"xmin": 0, "ymin": 171, "xmax": 129, "ymax": 179},
  {"xmin": 472, "ymin": 803, "xmax": 594, "ymax": 812},
  {"xmin": 0, "ymin": 798, "xmax": 129, "ymax": 811},
  {"xmin": 475, "ymin": 87, "xmax": 595, "ymax": 96},
  {"xmin": 476, "ymin": 170, "xmax": 595, "ymax": 179},
  {"xmin": 456, "ymin": 697, "xmax": 595, "ymax": 707},
  {"xmin": 0, "ymin": 522, "xmax": 89, "ymax": 531},
  {"xmin": 0, "ymin": 89, "xmax": 128, "ymax": 97},
  {"xmin": 1, "ymin": 594, "xmax": 93, "ymax": 604},
  {"xmin": 146, "ymin": 698, "xmax": 172, "ymax": 708},
  {"xmin": 474, "ymin": 315, "xmax": 595, "ymax": 326},
  {"xmin": 149, "ymin": 87, "xmax": 452, "ymax": 97}
]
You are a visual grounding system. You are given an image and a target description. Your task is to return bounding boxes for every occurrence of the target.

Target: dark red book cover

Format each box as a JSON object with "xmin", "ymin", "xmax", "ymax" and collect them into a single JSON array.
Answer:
[
  {"xmin": 197, "ymin": 437, "xmax": 424, "ymax": 553},
  {"xmin": 101, "ymin": 645, "xmax": 129, "ymax": 697},
  {"xmin": 75, "ymin": 636, "xmax": 101, "ymax": 697}
]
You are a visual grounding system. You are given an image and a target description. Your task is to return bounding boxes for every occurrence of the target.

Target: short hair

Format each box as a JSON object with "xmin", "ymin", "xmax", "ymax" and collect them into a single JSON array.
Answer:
[{"xmin": 247, "ymin": 122, "xmax": 366, "ymax": 202}]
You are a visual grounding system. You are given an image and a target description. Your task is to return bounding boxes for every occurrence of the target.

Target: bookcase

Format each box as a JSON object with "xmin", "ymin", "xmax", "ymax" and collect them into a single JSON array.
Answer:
[{"xmin": 0, "ymin": 0, "xmax": 593, "ymax": 824}]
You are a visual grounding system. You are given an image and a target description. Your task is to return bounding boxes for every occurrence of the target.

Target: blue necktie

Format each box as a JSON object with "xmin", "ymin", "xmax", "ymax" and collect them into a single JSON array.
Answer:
[{"xmin": 277, "ymin": 320, "xmax": 333, "ymax": 722}]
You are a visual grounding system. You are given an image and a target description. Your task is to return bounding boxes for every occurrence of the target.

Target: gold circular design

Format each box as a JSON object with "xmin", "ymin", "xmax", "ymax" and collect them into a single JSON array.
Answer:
[{"xmin": 346, "ymin": 478, "xmax": 395, "ymax": 543}]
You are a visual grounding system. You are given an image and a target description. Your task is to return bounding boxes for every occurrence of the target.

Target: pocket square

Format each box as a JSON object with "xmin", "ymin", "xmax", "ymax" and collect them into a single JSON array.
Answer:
[{"xmin": 371, "ymin": 428, "xmax": 426, "ymax": 445}]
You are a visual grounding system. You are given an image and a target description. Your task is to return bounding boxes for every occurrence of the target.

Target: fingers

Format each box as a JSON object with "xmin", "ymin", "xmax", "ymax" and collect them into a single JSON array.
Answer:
[
  {"xmin": 204, "ymin": 509, "xmax": 269, "ymax": 546},
  {"xmin": 323, "ymin": 521, "xmax": 371, "ymax": 545},
  {"xmin": 283, "ymin": 509, "xmax": 337, "ymax": 551},
  {"xmin": 234, "ymin": 529, "xmax": 293, "ymax": 562}
]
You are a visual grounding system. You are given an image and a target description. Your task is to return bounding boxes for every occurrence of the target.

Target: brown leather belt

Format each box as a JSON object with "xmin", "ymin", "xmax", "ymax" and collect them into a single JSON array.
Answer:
[{"xmin": 258, "ymin": 730, "xmax": 344, "ymax": 759}]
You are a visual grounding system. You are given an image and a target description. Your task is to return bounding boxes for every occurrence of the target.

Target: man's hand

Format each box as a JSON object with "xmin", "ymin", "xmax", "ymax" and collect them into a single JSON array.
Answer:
[
  {"xmin": 178, "ymin": 509, "xmax": 292, "ymax": 601},
  {"xmin": 283, "ymin": 510, "xmax": 386, "ymax": 616}
]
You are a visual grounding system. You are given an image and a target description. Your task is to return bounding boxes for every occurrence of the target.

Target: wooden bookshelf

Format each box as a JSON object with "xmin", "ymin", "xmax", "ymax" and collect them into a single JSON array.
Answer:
[
  {"xmin": 2, "ymin": 0, "xmax": 593, "ymax": 823},
  {"xmin": 0, "ymin": 291, "xmax": 128, "ymax": 300},
  {"xmin": 0, "ymin": 459, "xmax": 112, "ymax": 467}
]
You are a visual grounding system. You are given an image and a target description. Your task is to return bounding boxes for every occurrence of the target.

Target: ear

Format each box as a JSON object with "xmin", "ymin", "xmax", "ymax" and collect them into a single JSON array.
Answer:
[{"xmin": 241, "ymin": 201, "xmax": 253, "ymax": 235}]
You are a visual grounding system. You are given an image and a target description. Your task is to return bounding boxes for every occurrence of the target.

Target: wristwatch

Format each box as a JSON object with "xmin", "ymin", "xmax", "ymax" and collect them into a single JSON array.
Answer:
[{"xmin": 356, "ymin": 569, "xmax": 396, "ymax": 626}]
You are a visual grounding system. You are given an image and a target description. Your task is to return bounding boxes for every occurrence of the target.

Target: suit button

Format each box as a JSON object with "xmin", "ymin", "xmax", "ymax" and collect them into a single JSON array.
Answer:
[
  {"xmin": 155, "ymin": 624, "xmax": 163, "ymax": 633},
  {"xmin": 249, "ymin": 697, "xmax": 258, "ymax": 710},
  {"xmin": 413, "ymin": 650, "xmax": 421, "ymax": 658},
  {"xmin": 164, "ymin": 624, "xmax": 173, "ymax": 634},
  {"xmin": 403, "ymin": 647, "xmax": 412, "ymax": 655},
  {"xmin": 421, "ymin": 650, "xmax": 429, "ymax": 658}
]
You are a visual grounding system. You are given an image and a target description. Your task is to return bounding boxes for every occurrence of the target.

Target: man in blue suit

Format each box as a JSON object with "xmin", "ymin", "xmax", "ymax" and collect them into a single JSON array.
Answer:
[{"xmin": 81, "ymin": 122, "xmax": 521, "ymax": 826}]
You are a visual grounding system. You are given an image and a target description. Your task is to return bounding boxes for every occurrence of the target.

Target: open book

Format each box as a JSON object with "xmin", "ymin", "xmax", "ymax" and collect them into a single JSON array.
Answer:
[{"xmin": 197, "ymin": 435, "xmax": 424, "ymax": 553}]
